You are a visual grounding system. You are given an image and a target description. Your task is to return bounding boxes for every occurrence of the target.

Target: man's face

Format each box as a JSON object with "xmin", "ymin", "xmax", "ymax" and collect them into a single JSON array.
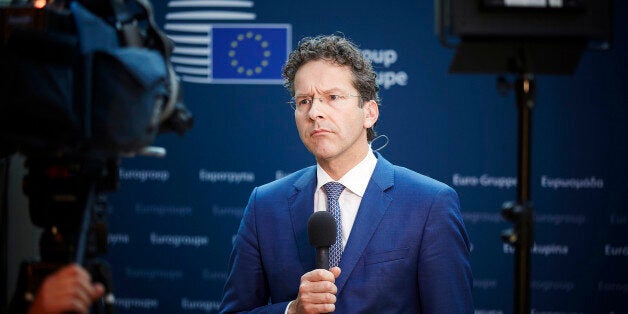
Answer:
[{"xmin": 293, "ymin": 59, "xmax": 378, "ymax": 166}]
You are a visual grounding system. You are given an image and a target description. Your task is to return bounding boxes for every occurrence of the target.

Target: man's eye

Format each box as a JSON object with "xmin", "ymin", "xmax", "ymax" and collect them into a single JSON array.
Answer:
[
  {"xmin": 297, "ymin": 98, "xmax": 311, "ymax": 105},
  {"xmin": 328, "ymin": 95, "xmax": 341, "ymax": 101}
]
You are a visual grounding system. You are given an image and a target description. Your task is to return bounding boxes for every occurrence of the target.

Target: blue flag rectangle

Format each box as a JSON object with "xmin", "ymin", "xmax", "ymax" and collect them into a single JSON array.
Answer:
[{"xmin": 210, "ymin": 24, "xmax": 291, "ymax": 84}]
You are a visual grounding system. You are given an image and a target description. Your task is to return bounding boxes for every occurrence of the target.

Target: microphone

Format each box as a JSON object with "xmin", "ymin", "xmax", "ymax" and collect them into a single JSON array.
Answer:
[{"xmin": 307, "ymin": 211, "xmax": 337, "ymax": 269}]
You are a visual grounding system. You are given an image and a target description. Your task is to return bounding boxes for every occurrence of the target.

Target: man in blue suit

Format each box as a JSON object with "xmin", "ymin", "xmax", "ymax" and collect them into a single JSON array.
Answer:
[{"xmin": 220, "ymin": 34, "xmax": 473, "ymax": 313}]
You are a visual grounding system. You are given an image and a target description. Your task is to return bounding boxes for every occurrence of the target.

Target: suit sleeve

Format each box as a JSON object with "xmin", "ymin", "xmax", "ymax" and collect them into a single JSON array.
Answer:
[
  {"xmin": 417, "ymin": 186, "xmax": 474, "ymax": 313},
  {"xmin": 219, "ymin": 187, "xmax": 290, "ymax": 314}
]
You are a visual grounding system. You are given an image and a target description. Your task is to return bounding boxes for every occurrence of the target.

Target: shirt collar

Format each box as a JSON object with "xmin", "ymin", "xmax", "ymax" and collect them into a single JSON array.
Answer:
[{"xmin": 316, "ymin": 148, "xmax": 378, "ymax": 197}]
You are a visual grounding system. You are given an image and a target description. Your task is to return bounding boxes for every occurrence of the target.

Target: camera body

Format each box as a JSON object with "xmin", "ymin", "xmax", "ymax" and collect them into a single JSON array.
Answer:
[{"xmin": 1, "ymin": 0, "xmax": 192, "ymax": 157}]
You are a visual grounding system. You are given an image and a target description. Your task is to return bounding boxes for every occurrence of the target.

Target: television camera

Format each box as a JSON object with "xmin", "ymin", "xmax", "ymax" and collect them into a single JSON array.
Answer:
[{"xmin": 0, "ymin": 0, "xmax": 193, "ymax": 312}]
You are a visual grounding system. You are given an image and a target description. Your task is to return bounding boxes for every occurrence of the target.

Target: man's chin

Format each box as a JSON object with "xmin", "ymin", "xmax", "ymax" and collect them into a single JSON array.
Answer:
[{"xmin": 310, "ymin": 148, "xmax": 337, "ymax": 161}]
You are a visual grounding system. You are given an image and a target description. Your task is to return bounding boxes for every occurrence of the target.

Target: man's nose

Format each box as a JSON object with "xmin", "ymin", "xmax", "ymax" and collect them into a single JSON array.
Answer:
[{"xmin": 307, "ymin": 97, "xmax": 327, "ymax": 118}]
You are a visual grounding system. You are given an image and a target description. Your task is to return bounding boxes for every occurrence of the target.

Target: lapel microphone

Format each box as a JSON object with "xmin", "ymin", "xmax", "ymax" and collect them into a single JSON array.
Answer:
[{"xmin": 307, "ymin": 211, "xmax": 337, "ymax": 269}]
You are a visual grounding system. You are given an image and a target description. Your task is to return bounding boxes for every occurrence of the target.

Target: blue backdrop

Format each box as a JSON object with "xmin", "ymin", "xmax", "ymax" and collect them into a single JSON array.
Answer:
[{"xmin": 105, "ymin": 0, "xmax": 628, "ymax": 312}]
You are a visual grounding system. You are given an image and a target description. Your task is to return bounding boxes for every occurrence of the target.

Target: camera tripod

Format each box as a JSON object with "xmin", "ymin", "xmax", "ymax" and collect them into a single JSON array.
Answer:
[
  {"xmin": 500, "ymin": 72, "xmax": 535, "ymax": 314},
  {"xmin": 9, "ymin": 154, "xmax": 118, "ymax": 314}
]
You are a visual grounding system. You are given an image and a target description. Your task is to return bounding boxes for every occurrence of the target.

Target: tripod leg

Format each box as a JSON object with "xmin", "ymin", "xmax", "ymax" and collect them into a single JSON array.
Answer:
[{"xmin": 87, "ymin": 259, "xmax": 116, "ymax": 314}]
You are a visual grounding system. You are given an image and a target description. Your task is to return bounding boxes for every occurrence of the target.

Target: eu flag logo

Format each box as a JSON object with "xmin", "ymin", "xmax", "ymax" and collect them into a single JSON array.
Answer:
[{"xmin": 210, "ymin": 24, "xmax": 290, "ymax": 84}]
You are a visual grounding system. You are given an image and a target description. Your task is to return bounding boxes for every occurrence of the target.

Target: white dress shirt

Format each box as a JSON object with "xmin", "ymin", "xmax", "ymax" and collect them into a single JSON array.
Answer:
[{"xmin": 314, "ymin": 148, "xmax": 378, "ymax": 249}]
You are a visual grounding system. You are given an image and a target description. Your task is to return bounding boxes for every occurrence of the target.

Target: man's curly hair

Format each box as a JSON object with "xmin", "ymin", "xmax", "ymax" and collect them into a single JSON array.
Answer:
[{"xmin": 282, "ymin": 35, "xmax": 380, "ymax": 142}]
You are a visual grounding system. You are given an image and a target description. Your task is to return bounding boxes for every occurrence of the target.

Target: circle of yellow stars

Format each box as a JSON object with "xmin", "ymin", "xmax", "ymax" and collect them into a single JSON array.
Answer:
[{"xmin": 229, "ymin": 31, "xmax": 271, "ymax": 76}]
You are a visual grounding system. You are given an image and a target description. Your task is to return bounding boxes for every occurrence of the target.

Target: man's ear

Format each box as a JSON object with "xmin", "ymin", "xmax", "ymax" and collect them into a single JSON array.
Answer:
[{"xmin": 363, "ymin": 100, "xmax": 379, "ymax": 128}]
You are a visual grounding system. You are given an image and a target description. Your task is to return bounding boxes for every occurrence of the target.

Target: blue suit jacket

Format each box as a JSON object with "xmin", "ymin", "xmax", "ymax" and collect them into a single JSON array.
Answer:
[{"xmin": 220, "ymin": 154, "xmax": 474, "ymax": 313}]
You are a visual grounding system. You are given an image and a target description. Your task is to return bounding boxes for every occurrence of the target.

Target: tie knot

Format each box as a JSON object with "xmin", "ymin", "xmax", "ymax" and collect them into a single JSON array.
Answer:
[{"xmin": 323, "ymin": 182, "xmax": 345, "ymax": 201}]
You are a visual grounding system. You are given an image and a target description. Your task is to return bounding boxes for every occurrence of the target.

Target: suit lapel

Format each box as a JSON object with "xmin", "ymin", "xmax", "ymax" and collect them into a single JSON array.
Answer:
[
  {"xmin": 335, "ymin": 155, "xmax": 394, "ymax": 294},
  {"xmin": 289, "ymin": 167, "xmax": 317, "ymax": 272}
]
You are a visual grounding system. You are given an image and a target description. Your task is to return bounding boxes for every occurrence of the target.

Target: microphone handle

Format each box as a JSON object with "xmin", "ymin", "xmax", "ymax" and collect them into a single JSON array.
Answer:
[{"xmin": 315, "ymin": 247, "xmax": 330, "ymax": 269}]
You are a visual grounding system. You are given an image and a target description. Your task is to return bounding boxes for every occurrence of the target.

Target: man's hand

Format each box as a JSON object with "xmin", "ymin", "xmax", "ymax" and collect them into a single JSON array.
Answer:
[
  {"xmin": 27, "ymin": 264, "xmax": 105, "ymax": 314},
  {"xmin": 288, "ymin": 267, "xmax": 341, "ymax": 314}
]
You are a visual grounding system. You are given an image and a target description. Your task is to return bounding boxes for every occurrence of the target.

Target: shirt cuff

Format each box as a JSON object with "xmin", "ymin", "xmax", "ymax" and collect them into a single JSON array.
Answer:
[{"xmin": 284, "ymin": 300, "xmax": 294, "ymax": 314}]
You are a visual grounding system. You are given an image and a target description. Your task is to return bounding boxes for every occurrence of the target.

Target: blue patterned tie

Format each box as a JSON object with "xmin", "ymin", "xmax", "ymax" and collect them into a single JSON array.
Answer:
[{"xmin": 323, "ymin": 182, "xmax": 345, "ymax": 268}]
